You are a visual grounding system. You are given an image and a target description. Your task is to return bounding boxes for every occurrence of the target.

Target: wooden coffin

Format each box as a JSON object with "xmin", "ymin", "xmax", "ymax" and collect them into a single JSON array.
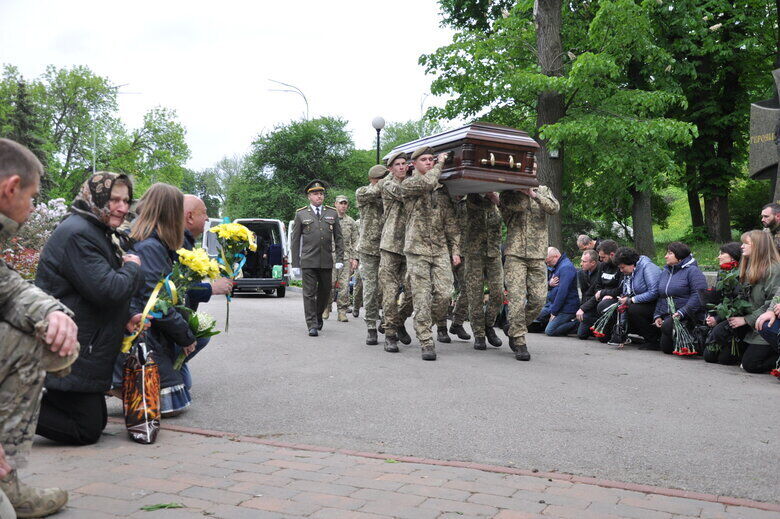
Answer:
[{"xmin": 383, "ymin": 122, "xmax": 539, "ymax": 196}]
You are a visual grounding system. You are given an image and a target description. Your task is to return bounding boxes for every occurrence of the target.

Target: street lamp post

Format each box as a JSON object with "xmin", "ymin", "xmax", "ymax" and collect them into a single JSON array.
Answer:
[{"xmin": 372, "ymin": 116, "xmax": 385, "ymax": 164}]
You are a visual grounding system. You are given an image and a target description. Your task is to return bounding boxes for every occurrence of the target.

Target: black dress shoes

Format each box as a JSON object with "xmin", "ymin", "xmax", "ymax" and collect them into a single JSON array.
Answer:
[{"xmin": 309, "ymin": 328, "xmax": 319, "ymax": 337}]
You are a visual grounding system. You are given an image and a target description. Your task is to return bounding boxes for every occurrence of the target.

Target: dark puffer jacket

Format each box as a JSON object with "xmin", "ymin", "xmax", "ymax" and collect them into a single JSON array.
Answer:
[
  {"xmin": 35, "ymin": 212, "xmax": 142, "ymax": 392},
  {"xmin": 580, "ymin": 261, "xmax": 622, "ymax": 312},
  {"xmin": 653, "ymin": 256, "xmax": 708, "ymax": 320}
]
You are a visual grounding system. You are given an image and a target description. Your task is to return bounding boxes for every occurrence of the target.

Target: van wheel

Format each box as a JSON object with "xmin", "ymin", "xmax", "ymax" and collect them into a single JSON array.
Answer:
[{"xmin": 276, "ymin": 287, "xmax": 286, "ymax": 298}]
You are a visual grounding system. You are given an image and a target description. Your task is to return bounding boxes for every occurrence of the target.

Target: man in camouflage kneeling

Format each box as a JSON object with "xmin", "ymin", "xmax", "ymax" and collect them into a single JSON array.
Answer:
[{"xmin": 0, "ymin": 138, "xmax": 79, "ymax": 518}]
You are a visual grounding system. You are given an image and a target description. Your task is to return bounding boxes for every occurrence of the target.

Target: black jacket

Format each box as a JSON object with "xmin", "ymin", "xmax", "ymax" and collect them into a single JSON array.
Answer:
[
  {"xmin": 130, "ymin": 232, "xmax": 196, "ymax": 389},
  {"xmin": 36, "ymin": 213, "xmax": 142, "ymax": 393},
  {"xmin": 579, "ymin": 261, "xmax": 622, "ymax": 312},
  {"xmin": 577, "ymin": 267, "xmax": 599, "ymax": 309}
]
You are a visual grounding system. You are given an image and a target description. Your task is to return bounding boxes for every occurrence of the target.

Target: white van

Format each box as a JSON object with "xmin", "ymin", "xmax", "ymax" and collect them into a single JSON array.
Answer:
[{"xmin": 203, "ymin": 218, "xmax": 291, "ymax": 297}]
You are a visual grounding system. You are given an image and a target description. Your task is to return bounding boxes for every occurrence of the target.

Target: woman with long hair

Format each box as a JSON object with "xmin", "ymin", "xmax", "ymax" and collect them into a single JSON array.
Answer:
[
  {"xmin": 704, "ymin": 231, "xmax": 780, "ymax": 366},
  {"xmin": 126, "ymin": 183, "xmax": 197, "ymax": 416},
  {"xmin": 35, "ymin": 172, "xmax": 143, "ymax": 445}
]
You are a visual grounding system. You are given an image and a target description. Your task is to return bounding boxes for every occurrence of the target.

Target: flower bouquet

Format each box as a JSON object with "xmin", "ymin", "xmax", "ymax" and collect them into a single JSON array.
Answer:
[
  {"xmin": 590, "ymin": 302, "xmax": 619, "ymax": 339},
  {"xmin": 209, "ymin": 222, "xmax": 257, "ymax": 332},
  {"xmin": 704, "ymin": 268, "xmax": 752, "ymax": 357},
  {"xmin": 173, "ymin": 311, "xmax": 220, "ymax": 370},
  {"xmin": 668, "ymin": 297, "xmax": 697, "ymax": 356}
]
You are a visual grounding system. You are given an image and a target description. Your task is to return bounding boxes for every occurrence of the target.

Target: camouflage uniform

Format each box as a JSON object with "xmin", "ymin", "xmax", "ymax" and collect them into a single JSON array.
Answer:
[
  {"xmin": 355, "ymin": 181, "xmax": 384, "ymax": 330},
  {"xmin": 0, "ymin": 214, "xmax": 75, "ymax": 469},
  {"xmin": 379, "ymin": 175, "xmax": 413, "ymax": 337},
  {"xmin": 401, "ymin": 163, "xmax": 461, "ymax": 347},
  {"xmin": 438, "ymin": 197, "xmax": 468, "ymax": 329},
  {"xmin": 328, "ymin": 213, "xmax": 359, "ymax": 313},
  {"xmin": 464, "ymin": 194, "xmax": 504, "ymax": 337},
  {"xmin": 500, "ymin": 186, "xmax": 560, "ymax": 342}
]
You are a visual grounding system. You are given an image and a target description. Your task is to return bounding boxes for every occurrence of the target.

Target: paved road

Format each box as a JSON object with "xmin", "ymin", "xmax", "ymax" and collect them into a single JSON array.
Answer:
[{"xmin": 110, "ymin": 290, "xmax": 780, "ymax": 503}]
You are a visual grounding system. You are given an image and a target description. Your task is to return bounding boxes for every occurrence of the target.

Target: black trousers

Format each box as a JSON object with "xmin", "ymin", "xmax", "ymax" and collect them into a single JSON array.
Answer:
[
  {"xmin": 703, "ymin": 320, "xmax": 745, "ymax": 365},
  {"xmin": 577, "ymin": 310, "xmax": 597, "ymax": 340},
  {"xmin": 741, "ymin": 342, "xmax": 779, "ymax": 373},
  {"xmin": 625, "ymin": 301, "xmax": 658, "ymax": 344},
  {"xmin": 302, "ymin": 268, "xmax": 332, "ymax": 329},
  {"xmin": 36, "ymin": 389, "xmax": 107, "ymax": 445}
]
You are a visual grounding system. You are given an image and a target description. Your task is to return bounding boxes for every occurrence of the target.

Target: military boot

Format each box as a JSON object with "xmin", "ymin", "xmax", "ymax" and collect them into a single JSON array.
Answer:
[
  {"xmin": 0, "ymin": 470, "xmax": 67, "ymax": 518},
  {"xmin": 384, "ymin": 335, "xmax": 399, "ymax": 353},
  {"xmin": 436, "ymin": 326, "xmax": 451, "ymax": 343},
  {"xmin": 337, "ymin": 310, "xmax": 348, "ymax": 322},
  {"xmin": 421, "ymin": 343, "xmax": 437, "ymax": 361},
  {"xmin": 516, "ymin": 343, "xmax": 531, "ymax": 361},
  {"xmin": 366, "ymin": 329, "xmax": 378, "ymax": 345},
  {"xmin": 508, "ymin": 337, "xmax": 518, "ymax": 352},
  {"xmin": 473, "ymin": 336, "xmax": 486, "ymax": 350},
  {"xmin": 397, "ymin": 324, "xmax": 412, "ymax": 345},
  {"xmin": 352, "ymin": 306, "xmax": 360, "ymax": 318},
  {"xmin": 322, "ymin": 305, "xmax": 331, "ymax": 320},
  {"xmin": 485, "ymin": 326, "xmax": 503, "ymax": 347},
  {"xmin": 449, "ymin": 323, "xmax": 471, "ymax": 340}
]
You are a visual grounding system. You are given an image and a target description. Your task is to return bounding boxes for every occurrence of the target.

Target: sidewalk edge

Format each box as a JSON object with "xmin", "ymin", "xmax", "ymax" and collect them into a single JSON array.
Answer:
[{"xmin": 106, "ymin": 418, "xmax": 780, "ymax": 512}]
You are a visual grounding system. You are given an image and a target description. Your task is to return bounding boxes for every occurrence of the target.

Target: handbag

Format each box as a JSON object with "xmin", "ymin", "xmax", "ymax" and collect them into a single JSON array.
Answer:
[{"xmin": 122, "ymin": 338, "xmax": 161, "ymax": 444}]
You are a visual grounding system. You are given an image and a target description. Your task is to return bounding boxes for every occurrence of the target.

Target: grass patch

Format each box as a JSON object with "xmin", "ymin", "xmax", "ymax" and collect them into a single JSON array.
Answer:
[{"xmin": 653, "ymin": 241, "xmax": 720, "ymax": 271}]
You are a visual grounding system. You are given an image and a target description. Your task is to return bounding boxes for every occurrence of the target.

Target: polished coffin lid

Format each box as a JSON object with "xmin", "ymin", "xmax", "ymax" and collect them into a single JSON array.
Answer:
[{"xmin": 383, "ymin": 122, "xmax": 540, "ymax": 195}]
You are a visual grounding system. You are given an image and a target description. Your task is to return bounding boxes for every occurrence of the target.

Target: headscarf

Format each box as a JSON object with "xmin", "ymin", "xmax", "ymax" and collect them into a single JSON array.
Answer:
[
  {"xmin": 70, "ymin": 172, "xmax": 134, "ymax": 258},
  {"xmin": 71, "ymin": 172, "xmax": 133, "ymax": 227}
]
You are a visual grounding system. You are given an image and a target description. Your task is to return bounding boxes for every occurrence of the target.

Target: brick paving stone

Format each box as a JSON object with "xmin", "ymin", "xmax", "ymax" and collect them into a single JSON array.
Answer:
[
  {"xmin": 466, "ymin": 492, "xmax": 548, "ymax": 513},
  {"xmin": 135, "ymin": 491, "xmax": 213, "ymax": 510},
  {"xmin": 67, "ymin": 494, "xmax": 144, "ymax": 516},
  {"xmin": 228, "ymin": 481, "xmax": 300, "ymax": 499},
  {"xmin": 619, "ymin": 494, "xmax": 716, "ymax": 516},
  {"xmin": 128, "ymin": 509, "xmax": 206, "ymax": 519},
  {"xmin": 396, "ymin": 482, "xmax": 472, "ymax": 501},
  {"xmin": 286, "ymin": 479, "xmax": 359, "ymax": 496},
  {"xmin": 358, "ymin": 501, "xmax": 440, "ymax": 519},
  {"xmin": 718, "ymin": 506, "xmax": 780, "ymax": 519},
  {"xmin": 309, "ymin": 508, "xmax": 392, "ymax": 519},
  {"xmin": 169, "ymin": 472, "xmax": 234, "ymax": 488},
  {"xmin": 227, "ymin": 471, "xmax": 293, "ymax": 486},
  {"xmin": 546, "ymin": 482, "xmax": 647, "ymax": 504},
  {"xmin": 273, "ymin": 447, "xmax": 333, "ymax": 459},
  {"xmin": 494, "ymin": 511, "xmax": 548, "ymax": 519},
  {"xmin": 292, "ymin": 491, "xmax": 366, "ymax": 510},
  {"xmin": 542, "ymin": 504, "xmax": 625, "ymax": 519},
  {"xmin": 265, "ymin": 458, "xmax": 325, "ymax": 471},
  {"xmin": 376, "ymin": 473, "xmax": 448, "ymax": 487},
  {"xmin": 124, "ymin": 476, "xmax": 192, "ymax": 494},
  {"xmin": 418, "ymin": 497, "xmax": 499, "ymax": 516},
  {"xmin": 443, "ymin": 478, "xmax": 518, "ymax": 497},
  {"xmin": 500, "ymin": 475, "xmax": 552, "ymax": 492},
  {"xmin": 216, "ymin": 460, "xmax": 280, "ymax": 473},
  {"xmin": 179, "ymin": 485, "xmax": 252, "ymax": 505},
  {"xmin": 508, "ymin": 488, "xmax": 592, "ymax": 509},
  {"xmin": 55, "ymin": 509, "xmax": 123, "ymax": 519},
  {"xmin": 240, "ymin": 495, "xmax": 321, "ymax": 515},
  {"xmin": 272, "ymin": 468, "xmax": 340, "ymax": 483},
  {"xmin": 162, "ymin": 461, "xmax": 235, "ymax": 478},
  {"xmin": 332, "ymin": 475, "xmax": 406, "ymax": 491},
  {"xmin": 350, "ymin": 488, "xmax": 428, "ymax": 507},
  {"xmin": 205, "ymin": 504, "xmax": 288, "ymax": 519},
  {"xmin": 74, "ymin": 482, "xmax": 136, "ymax": 500},
  {"xmin": 586, "ymin": 501, "xmax": 675, "ymax": 519}
]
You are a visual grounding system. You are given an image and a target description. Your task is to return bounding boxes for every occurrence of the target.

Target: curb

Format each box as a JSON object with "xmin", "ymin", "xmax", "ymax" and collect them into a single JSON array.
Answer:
[{"xmin": 106, "ymin": 418, "xmax": 780, "ymax": 512}]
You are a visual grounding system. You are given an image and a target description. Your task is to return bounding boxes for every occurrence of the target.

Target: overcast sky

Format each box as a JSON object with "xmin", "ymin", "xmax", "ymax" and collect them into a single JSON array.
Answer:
[{"xmin": 0, "ymin": 0, "xmax": 455, "ymax": 169}]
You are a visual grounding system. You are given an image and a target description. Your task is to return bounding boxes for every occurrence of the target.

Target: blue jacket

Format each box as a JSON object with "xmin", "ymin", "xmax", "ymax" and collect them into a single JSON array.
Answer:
[
  {"xmin": 622, "ymin": 255, "xmax": 661, "ymax": 304},
  {"xmin": 548, "ymin": 253, "xmax": 580, "ymax": 315},
  {"xmin": 653, "ymin": 255, "xmax": 708, "ymax": 320}
]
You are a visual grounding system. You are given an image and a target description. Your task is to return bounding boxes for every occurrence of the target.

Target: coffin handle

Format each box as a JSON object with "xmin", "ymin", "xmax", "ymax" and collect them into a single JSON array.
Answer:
[
  {"xmin": 480, "ymin": 153, "xmax": 496, "ymax": 166},
  {"xmin": 509, "ymin": 155, "xmax": 514, "ymax": 168}
]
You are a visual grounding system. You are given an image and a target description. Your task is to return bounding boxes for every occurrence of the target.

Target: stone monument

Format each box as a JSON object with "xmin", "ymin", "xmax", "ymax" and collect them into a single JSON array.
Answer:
[{"xmin": 749, "ymin": 69, "xmax": 780, "ymax": 201}]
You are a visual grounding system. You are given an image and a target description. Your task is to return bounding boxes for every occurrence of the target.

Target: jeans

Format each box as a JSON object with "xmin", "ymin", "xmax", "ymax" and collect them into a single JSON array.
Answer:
[
  {"xmin": 545, "ymin": 313, "xmax": 577, "ymax": 336},
  {"xmin": 577, "ymin": 310, "xmax": 597, "ymax": 340}
]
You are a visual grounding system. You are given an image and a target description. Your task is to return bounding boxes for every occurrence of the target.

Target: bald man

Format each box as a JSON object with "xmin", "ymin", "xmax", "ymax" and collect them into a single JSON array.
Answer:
[{"xmin": 183, "ymin": 195, "xmax": 232, "ymax": 302}]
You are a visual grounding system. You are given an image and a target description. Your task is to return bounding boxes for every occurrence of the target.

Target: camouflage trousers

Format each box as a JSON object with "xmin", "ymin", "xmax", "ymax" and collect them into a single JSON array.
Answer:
[
  {"xmin": 379, "ymin": 251, "xmax": 413, "ymax": 337},
  {"xmin": 436, "ymin": 261, "xmax": 468, "ymax": 328},
  {"xmin": 465, "ymin": 254, "xmax": 504, "ymax": 337},
  {"xmin": 358, "ymin": 253, "xmax": 382, "ymax": 329},
  {"xmin": 327, "ymin": 264, "xmax": 353, "ymax": 312},
  {"xmin": 0, "ymin": 323, "xmax": 45, "ymax": 469},
  {"xmin": 505, "ymin": 255, "xmax": 547, "ymax": 340},
  {"xmin": 352, "ymin": 268, "xmax": 362, "ymax": 310},
  {"xmin": 406, "ymin": 253, "xmax": 454, "ymax": 346}
]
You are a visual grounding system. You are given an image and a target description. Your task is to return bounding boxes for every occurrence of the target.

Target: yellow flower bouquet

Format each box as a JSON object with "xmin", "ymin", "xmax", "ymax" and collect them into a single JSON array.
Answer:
[{"xmin": 209, "ymin": 222, "xmax": 257, "ymax": 331}]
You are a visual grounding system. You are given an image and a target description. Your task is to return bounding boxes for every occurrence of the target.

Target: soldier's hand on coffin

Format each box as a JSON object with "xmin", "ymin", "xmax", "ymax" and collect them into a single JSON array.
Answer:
[
  {"xmin": 452, "ymin": 255, "xmax": 461, "ymax": 267},
  {"xmin": 486, "ymin": 192, "xmax": 500, "ymax": 205},
  {"xmin": 437, "ymin": 152, "xmax": 448, "ymax": 164},
  {"xmin": 350, "ymin": 259, "xmax": 358, "ymax": 272},
  {"xmin": 0, "ymin": 445, "xmax": 11, "ymax": 477},
  {"xmin": 335, "ymin": 262, "xmax": 344, "ymax": 270},
  {"xmin": 45, "ymin": 310, "xmax": 78, "ymax": 356}
]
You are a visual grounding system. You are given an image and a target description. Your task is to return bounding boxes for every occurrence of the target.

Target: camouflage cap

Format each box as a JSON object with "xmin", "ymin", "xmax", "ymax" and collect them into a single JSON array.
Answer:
[
  {"xmin": 385, "ymin": 150, "xmax": 407, "ymax": 167},
  {"xmin": 335, "ymin": 195, "xmax": 349, "ymax": 203},
  {"xmin": 305, "ymin": 179, "xmax": 328, "ymax": 193},
  {"xmin": 411, "ymin": 146, "xmax": 435, "ymax": 160},
  {"xmin": 368, "ymin": 165, "xmax": 388, "ymax": 179}
]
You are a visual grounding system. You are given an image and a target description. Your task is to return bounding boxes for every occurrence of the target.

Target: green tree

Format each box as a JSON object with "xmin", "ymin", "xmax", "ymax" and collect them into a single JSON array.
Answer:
[{"xmin": 380, "ymin": 119, "xmax": 445, "ymax": 156}]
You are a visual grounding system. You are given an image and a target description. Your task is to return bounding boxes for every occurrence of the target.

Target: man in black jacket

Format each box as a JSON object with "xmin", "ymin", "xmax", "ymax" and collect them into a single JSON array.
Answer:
[
  {"xmin": 574, "ymin": 249, "xmax": 600, "ymax": 339},
  {"xmin": 576, "ymin": 240, "xmax": 622, "ymax": 341}
]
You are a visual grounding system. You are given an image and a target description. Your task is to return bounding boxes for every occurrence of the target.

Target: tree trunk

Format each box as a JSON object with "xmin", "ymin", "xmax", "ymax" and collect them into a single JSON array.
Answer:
[
  {"xmin": 686, "ymin": 188, "xmax": 705, "ymax": 231},
  {"xmin": 630, "ymin": 187, "xmax": 655, "ymax": 257},
  {"xmin": 704, "ymin": 194, "xmax": 731, "ymax": 242},
  {"xmin": 534, "ymin": 0, "xmax": 565, "ymax": 248}
]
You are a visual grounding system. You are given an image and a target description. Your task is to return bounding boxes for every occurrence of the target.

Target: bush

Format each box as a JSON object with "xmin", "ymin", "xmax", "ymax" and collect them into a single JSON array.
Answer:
[
  {"xmin": 730, "ymin": 178, "xmax": 772, "ymax": 233},
  {"xmin": 1, "ymin": 198, "xmax": 67, "ymax": 279}
]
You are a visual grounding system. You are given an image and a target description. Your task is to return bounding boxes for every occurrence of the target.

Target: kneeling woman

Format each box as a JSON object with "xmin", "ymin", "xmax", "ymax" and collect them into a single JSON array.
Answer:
[
  {"xmin": 129, "ymin": 183, "xmax": 196, "ymax": 416},
  {"xmin": 705, "ymin": 231, "xmax": 780, "ymax": 366},
  {"xmin": 36, "ymin": 172, "xmax": 142, "ymax": 444}
]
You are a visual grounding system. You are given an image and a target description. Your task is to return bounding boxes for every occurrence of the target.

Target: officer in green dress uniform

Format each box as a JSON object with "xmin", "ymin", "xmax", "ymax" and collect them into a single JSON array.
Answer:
[{"xmin": 291, "ymin": 180, "xmax": 345, "ymax": 336}]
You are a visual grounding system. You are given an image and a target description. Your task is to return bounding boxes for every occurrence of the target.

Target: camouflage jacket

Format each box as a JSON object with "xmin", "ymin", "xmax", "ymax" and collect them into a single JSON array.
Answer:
[
  {"xmin": 500, "ymin": 186, "xmax": 560, "ymax": 259},
  {"xmin": 463, "ymin": 194, "xmax": 502, "ymax": 258},
  {"xmin": 355, "ymin": 180, "xmax": 384, "ymax": 256},
  {"xmin": 0, "ymin": 213, "xmax": 71, "ymax": 338},
  {"xmin": 334, "ymin": 213, "xmax": 359, "ymax": 261},
  {"xmin": 400, "ymin": 164, "xmax": 461, "ymax": 257},
  {"xmin": 380, "ymin": 176, "xmax": 407, "ymax": 255}
]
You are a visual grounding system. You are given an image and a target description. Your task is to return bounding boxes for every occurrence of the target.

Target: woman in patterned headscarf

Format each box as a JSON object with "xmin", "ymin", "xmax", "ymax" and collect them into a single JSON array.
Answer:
[{"xmin": 34, "ymin": 172, "xmax": 144, "ymax": 445}]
